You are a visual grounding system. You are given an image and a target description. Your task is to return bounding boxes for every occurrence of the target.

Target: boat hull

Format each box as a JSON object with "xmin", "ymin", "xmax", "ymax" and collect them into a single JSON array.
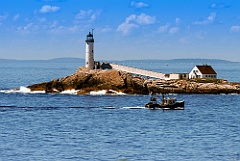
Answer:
[{"xmin": 145, "ymin": 101, "xmax": 184, "ymax": 110}]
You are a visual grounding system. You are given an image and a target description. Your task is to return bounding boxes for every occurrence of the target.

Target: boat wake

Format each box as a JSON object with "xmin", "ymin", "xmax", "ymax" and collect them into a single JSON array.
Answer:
[
  {"xmin": 122, "ymin": 106, "xmax": 146, "ymax": 109},
  {"xmin": 102, "ymin": 106, "xmax": 146, "ymax": 109},
  {"xmin": 0, "ymin": 105, "xmax": 147, "ymax": 111}
]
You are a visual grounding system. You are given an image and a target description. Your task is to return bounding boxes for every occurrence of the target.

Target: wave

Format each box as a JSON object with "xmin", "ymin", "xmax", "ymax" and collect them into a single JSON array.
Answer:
[
  {"xmin": 0, "ymin": 86, "xmax": 45, "ymax": 94},
  {"xmin": 90, "ymin": 90, "xmax": 107, "ymax": 95},
  {"xmin": 60, "ymin": 89, "xmax": 79, "ymax": 95},
  {"xmin": 90, "ymin": 90, "xmax": 126, "ymax": 95},
  {"xmin": 0, "ymin": 87, "xmax": 127, "ymax": 96}
]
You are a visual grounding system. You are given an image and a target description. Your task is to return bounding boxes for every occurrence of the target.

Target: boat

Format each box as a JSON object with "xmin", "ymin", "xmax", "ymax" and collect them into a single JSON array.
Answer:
[{"xmin": 145, "ymin": 95, "xmax": 184, "ymax": 110}]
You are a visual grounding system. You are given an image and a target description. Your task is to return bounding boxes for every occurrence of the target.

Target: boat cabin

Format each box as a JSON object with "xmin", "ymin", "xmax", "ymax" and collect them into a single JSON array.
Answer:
[{"xmin": 162, "ymin": 97, "xmax": 176, "ymax": 105}]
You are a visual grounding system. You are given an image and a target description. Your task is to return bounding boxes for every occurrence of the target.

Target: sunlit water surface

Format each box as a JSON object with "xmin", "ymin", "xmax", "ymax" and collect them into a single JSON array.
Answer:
[{"xmin": 0, "ymin": 61, "xmax": 239, "ymax": 161}]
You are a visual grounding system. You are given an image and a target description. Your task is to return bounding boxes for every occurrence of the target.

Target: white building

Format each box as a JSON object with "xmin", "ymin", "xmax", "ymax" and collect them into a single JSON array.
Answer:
[
  {"xmin": 85, "ymin": 31, "xmax": 94, "ymax": 69},
  {"xmin": 164, "ymin": 73, "xmax": 189, "ymax": 80},
  {"xmin": 189, "ymin": 65, "xmax": 217, "ymax": 79}
]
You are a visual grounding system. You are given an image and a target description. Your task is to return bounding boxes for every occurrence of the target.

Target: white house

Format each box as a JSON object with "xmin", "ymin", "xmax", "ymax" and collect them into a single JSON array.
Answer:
[{"xmin": 189, "ymin": 65, "xmax": 217, "ymax": 79}]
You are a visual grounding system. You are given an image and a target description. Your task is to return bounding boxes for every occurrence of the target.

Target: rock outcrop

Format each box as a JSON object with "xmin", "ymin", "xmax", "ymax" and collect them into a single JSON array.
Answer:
[
  {"xmin": 28, "ymin": 67, "xmax": 240, "ymax": 94},
  {"xmin": 28, "ymin": 67, "xmax": 148, "ymax": 94}
]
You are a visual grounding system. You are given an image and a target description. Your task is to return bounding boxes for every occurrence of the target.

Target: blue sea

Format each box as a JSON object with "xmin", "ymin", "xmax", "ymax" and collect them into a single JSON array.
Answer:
[{"xmin": 0, "ymin": 60, "xmax": 240, "ymax": 161}]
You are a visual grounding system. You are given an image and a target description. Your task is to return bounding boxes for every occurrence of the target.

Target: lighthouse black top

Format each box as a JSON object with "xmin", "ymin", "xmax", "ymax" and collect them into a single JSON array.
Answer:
[{"xmin": 86, "ymin": 32, "xmax": 94, "ymax": 43}]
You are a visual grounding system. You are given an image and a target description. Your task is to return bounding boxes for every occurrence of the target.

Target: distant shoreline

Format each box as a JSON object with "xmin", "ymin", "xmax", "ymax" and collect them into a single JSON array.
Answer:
[{"xmin": 0, "ymin": 57, "xmax": 239, "ymax": 63}]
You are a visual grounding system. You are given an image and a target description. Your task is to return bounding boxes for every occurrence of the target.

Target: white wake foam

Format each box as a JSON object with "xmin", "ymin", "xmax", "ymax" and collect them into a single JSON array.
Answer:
[{"xmin": 122, "ymin": 106, "xmax": 146, "ymax": 109}]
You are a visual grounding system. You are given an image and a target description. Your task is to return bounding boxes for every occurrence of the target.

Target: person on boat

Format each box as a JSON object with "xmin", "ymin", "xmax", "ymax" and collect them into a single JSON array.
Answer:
[
  {"xmin": 162, "ymin": 99, "xmax": 166, "ymax": 105},
  {"xmin": 150, "ymin": 97, "xmax": 157, "ymax": 104}
]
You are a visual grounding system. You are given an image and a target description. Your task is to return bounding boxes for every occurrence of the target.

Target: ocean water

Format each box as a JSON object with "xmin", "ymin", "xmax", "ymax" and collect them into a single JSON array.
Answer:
[{"xmin": 0, "ymin": 60, "xmax": 240, "ymax": 161}]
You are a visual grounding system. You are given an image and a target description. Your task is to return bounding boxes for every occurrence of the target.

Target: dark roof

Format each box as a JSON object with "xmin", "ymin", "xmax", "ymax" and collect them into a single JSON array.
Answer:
[
  {"xmin": 86, "ymin": 32, "xmax": 94, "ymax": 43},
  {"xmin": 87, "ymin": 32, "xmax": 93, "ymax": 37},
  {"xmin": 196, "ymin": 65, "xmax": 217, "ymax": 74}
]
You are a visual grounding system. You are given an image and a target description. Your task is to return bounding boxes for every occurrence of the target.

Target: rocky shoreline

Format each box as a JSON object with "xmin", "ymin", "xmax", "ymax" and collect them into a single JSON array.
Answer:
[{"xmin": 28, "ymin": 66, "xmax": 240, "ymax": 94}]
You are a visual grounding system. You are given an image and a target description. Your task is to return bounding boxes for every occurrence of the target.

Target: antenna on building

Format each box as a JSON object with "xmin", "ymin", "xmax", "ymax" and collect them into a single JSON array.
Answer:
[{"xmin": 92, "ymin": 28, "xmax": 95, "ymax": 35}]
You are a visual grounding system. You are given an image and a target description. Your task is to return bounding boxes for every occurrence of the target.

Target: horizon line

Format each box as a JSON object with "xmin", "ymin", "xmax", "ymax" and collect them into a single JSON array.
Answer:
[{"xmin": 0, "ymin": 57, "xmax": 239, "ymax": 63}]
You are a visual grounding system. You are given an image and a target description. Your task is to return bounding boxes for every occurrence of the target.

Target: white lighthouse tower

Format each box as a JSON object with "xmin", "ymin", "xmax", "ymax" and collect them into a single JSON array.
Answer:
[{"xmin": 85, "ymin": 30, "xmax": 94, "ymax": 70}]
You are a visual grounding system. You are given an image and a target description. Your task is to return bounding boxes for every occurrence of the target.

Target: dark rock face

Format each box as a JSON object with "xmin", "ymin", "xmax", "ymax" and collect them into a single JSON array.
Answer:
[{"xmin": 28, "ymin": 66, "xmax": 240, "ymax": 94}]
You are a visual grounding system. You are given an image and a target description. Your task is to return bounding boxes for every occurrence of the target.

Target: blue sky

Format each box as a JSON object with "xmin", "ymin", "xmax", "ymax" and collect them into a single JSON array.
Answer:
[{"xmin": 0, "ymin": 0, "xmax": 240, "ymax": 61}]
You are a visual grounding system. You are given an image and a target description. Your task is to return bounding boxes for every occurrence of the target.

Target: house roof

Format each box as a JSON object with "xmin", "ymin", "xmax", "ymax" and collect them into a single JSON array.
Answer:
[{"xmin": 196, "ymin": 65, "xmax": 217, "ymax": 74}]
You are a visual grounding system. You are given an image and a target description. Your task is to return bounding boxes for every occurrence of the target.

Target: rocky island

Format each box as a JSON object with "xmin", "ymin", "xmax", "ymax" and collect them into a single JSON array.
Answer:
[
  {"xmin": 28, "ymin": 66, "xmax": 240, "ymax": 95},
  {"xmin": 28, "ymin": 31, "xmax": 240, "ymax": 95}
]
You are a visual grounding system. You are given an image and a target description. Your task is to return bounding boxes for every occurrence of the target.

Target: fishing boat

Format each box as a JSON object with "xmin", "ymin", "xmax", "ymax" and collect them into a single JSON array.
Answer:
[{"xmin": 145, "ymin": 95, "xmax": 184, "ymax": 110}]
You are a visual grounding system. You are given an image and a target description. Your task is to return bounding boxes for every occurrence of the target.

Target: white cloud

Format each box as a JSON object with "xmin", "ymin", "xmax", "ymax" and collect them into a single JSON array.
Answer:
[
  {"xmin": 48, "ymin": 25, "xmax": 81, "ymax": 34},
  {"xmin": 193, "ymin": 12, "xmax": 216, "ymax": 25},
  {"xmin": 100, "ymin": 26, "xmax": 113, "ymax": 33},
  {"xmin": 125, "ymin": 13, "xmax": 155, "ymax": 25},
  {"xmin": 126, "ymin": 14, "xmax": 136, "ymax": 23},
  {"xmin": 13, "ymin": 14, "xmax": 20, "ymax": 21},
  {"xmin": 75, "ymin": 10, "xmax": 100, "ymax": 23},
  {"xmin": 208, "ymin": 12, "xmax": 216, "ymax": 21},
  {"xmin": 0, "ymin": 14, "xmax": 8, "ymax": 21},
  {"xmin": 23, "ymin": 23, "xmax": 33, "ymax": 30},
  {"xmin": 230, "ymin": 26, "xmax": 240, "ymax": 32},
  {"xmin": 158, "ymin": 22, "xmax": 179, "ymax": 34},
  {"xmin": 117, "ymin": 13, "xmax": 155, "ymax": 35},
  {"xmin": 50, "ymin": 20, "xmax": 58, "ymax": 28},
  {"xmin": 158, "ymin": 23, "xmax": 170, "ymax": 33},
  {"xmin": 0, "ymin": 14, "xmax": 8, "ymax": 26},
  {"xmin": 169, "ymin": 27, "xmax": 179, "ymax": 34},
  {"xmin": 210, "ymin": 3, "xmax": 230, "ymax": 9},
  {"xmin": 123, "ymin": 13, "xmax": 155, "ymax": 25},
  {"xmin": 117, "ymin": 22, "xmax": 139, "ymax": 35},
  {"xmin": 39, "ymin": 5, "xmax": 60, "ymax": 13},
  {"xmin": 17, "ymin": 23, "xmax": 39, "ymax": 32},
  {"xmin": 131, "ymin": 1, "xmax": 149, "ymax": 8},
  {"xmin": 195, "ymin": 31, "xmax": 207, "ymax": 39},
  {"xmin": 175, "ymin": 18, "xmax": 181, "ymax": 26},
  {"xmin": 75, "ymin": 10, "xmax": 92, "ymax": 20},
  {"xmin": 135, "ymin": 13, "xmax": 156, "ymax": 25}
]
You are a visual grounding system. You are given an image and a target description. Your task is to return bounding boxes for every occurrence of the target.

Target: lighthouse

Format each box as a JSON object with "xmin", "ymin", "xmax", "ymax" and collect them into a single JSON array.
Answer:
[{"xmin": 85, "ymin": 30, "xmax": 94, "ymax": 69}]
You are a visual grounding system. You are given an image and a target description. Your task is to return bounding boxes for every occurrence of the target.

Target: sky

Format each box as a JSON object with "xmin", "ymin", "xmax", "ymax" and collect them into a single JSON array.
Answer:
[{"xmin": 0, "ymin": 0, "xmax": 240, "ymax": 61}]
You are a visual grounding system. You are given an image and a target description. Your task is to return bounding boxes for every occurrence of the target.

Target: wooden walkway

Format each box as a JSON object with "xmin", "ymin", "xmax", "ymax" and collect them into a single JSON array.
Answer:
[{"xmin": 110, "ymin": 63, "xmax": 164, "ymax": 79}]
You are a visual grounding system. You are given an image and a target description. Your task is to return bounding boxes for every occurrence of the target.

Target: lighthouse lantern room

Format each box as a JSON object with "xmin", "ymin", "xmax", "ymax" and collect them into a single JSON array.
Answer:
[{"xmin": 85, "ymin": 31, "xmax": 94, "ymax": 69}]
